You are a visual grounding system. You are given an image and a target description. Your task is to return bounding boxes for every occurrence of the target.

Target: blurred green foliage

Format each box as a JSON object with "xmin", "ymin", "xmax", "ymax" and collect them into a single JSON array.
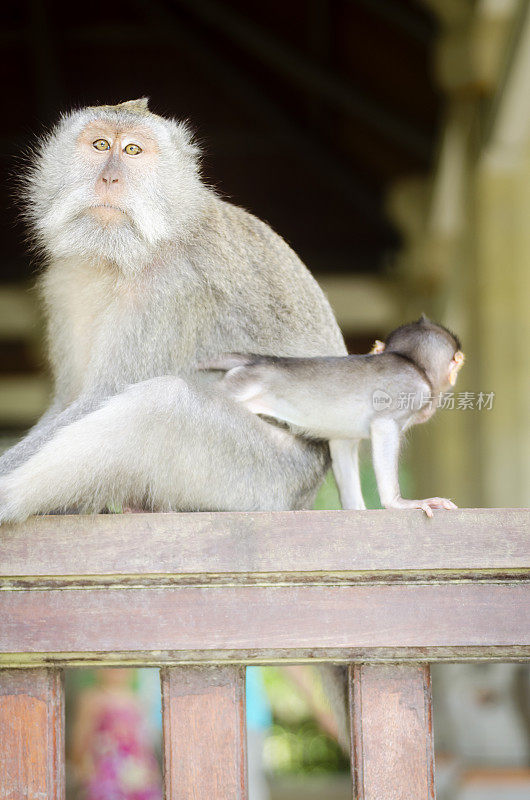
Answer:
[
  {"xmin": 314, "ymin": 446, "xmax": 413, "ymax": 510},
  {"xmin": 262, "ymin": 667, "xmax": 348, "ymax": 775},
  {"xmin": 264, "ymin": 720, "xmax": 349, "ymax": 775}
]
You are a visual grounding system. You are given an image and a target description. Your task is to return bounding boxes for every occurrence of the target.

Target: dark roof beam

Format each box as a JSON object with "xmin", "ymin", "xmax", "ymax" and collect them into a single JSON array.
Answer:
[
  {"xmin": 352, "ymin": 0, "xmax": 434, "ymax": 44},
  {"xmin": 27, "ymin": 0, "xmax": 63, "ymax": 119},
  {"xmin": 129, "ymin": 0, "xmax": 389, "ymax": 233},
  {"xmin": 170, "ymin": 0, "xmax": 432, "ymax": 161}
]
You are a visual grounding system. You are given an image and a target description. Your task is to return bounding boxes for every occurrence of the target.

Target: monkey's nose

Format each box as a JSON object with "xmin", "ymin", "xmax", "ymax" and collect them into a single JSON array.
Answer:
[{"xmin": 101, "ymin": 173, "xmax": 119, "ymax": 185}]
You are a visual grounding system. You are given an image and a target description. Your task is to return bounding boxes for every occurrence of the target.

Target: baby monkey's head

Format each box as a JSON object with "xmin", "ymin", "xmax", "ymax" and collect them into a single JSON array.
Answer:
[{"xmin": 371, "ymin": 315, "xmax": 465, "ymax": 390}]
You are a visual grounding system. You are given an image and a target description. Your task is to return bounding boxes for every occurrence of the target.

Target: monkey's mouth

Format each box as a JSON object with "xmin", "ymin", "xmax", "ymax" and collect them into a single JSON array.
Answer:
[
  {"xmin": 89, "ymin": 204, "xmax": 126, "ymax": 214},
  {"xmin": 87, "ymin": 204, "xmax": 129, "ymax": 224}
]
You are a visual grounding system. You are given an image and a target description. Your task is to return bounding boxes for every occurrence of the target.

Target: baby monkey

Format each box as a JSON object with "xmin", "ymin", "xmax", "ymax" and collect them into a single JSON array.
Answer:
[{"xmin": 203, "ymin": 316, "xmax": 465, "ymax": 516}]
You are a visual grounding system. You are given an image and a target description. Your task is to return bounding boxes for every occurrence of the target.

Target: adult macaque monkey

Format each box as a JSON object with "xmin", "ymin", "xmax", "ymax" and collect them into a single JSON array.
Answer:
[
  {"xmin": 204, "ymin": 317, "xmax": 465, "ymax": 516},
  {"xmin": 0, "ymin": 98, "xmax": 346, "ymax": 522}
]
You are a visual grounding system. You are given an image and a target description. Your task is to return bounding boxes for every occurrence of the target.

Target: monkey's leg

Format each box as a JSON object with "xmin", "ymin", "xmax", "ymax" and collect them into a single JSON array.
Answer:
[
  {"xmin": 371, "ymin": 417, "xmax": 457, "ymax": 518},
  {"xmin": 0, "ymin": 377, "xmax": 327, "ymax": 523},
  {"xmin": 0, "ymin": 394, "xmax": 107, "ymax": 476},
  {"xmin": 329, "ymin": 438, "xmax": 365, "ymax": 510}
]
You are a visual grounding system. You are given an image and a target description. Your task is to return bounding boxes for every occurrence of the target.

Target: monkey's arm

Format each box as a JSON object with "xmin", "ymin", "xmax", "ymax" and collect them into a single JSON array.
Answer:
[
  {"xmin": 329, "ymin": 439, "xmax": 365, "ymax": 510},
  {"xmin": 370, "ymin": 417, "xmax": 457, "ymax": 518}
]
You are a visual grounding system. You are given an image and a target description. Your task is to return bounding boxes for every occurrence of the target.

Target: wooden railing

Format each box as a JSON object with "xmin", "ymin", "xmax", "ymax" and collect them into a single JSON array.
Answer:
[{"xmin": 1, "ymin": 508, "xmax": 529, "ymax": 799}]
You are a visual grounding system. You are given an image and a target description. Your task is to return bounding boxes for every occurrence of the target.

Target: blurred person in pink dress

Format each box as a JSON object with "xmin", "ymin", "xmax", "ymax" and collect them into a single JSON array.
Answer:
[{"xmin": 71, "ymin": 668, "xmax": 162, "ymax": 800}]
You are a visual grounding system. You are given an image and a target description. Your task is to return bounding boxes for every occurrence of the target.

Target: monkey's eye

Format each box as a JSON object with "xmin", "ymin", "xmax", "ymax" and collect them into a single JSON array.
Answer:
[
  {"xmin": 124, "ymin": 143, "xmax": 142, "ymax": 156},
  {"xmin": 93, "ymin": 139, "xmax": 110, "ymax": 151}
]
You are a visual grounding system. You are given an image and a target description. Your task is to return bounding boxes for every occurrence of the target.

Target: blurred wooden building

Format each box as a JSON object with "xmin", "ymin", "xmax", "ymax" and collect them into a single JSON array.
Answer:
[
  {"xmin": 0, "ymin": 4, "xmax": 529, "ymax": 796},
  {"xmin": 1, "ymin": 1, "xmax": 529, "ymax": 508}
]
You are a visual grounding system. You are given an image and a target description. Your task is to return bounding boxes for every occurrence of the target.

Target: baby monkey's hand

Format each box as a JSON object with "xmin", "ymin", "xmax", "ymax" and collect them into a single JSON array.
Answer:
[{"xmin": 384, "ymin": 496, "xmax": 458, "ymax": 518}]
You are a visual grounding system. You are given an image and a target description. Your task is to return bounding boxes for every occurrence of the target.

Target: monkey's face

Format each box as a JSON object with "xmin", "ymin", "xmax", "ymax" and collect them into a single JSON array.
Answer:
[
  {"xmin": 26, "ymin": 100, "xmax": 203, "ymax": 274},
  {"xmin": 78, "ymin": 121, "xmax": 159, "ymax": 227}
]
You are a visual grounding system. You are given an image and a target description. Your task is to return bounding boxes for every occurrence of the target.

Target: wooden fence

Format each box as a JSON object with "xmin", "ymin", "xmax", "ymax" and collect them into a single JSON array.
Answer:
[{"xmin": 0, "ymin": 508, "xmax": 529, "ymax": 799}]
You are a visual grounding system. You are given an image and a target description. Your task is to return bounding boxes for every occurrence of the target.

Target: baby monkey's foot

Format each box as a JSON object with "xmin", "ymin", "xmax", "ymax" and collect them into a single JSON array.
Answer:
[{"xmin": 386, "ymin": 496, "xmax": 458, "ymax": 518}]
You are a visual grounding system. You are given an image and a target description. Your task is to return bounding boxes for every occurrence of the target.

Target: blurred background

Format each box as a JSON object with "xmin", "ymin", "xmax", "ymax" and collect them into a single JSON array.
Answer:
[{"xmin": 0, "ymin": 1, "xmax": 529, "ymax": 798}]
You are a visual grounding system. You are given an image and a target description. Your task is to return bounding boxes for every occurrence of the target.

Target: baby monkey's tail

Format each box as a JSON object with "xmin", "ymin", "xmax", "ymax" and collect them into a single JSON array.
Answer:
[
  {"xmin": 199, "ymin": 354, "xmax": 270, "ymax": 409},
  {"xmin": 199, "ymin": 353, "xmax": 261, "ymax": 372}
]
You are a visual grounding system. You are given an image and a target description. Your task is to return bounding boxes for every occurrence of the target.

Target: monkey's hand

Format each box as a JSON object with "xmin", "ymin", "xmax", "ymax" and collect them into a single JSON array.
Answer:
[{"xmin": 384, "ymin": 496, "xmax": 458, "ymax": 518}]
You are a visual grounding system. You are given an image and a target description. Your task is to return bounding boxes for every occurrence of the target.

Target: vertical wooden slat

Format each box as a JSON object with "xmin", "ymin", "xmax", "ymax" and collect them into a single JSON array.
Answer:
[
  {"xmin": 0, "ymin": 668, "xmax": 65, "ymax": 800},
  {"xmin": 349, "ymin": 664, "xmax": 435, "ymax": 800},
  {"xmin": 161, "ymin": 665, "xmax": 247, "ymax": 800}
]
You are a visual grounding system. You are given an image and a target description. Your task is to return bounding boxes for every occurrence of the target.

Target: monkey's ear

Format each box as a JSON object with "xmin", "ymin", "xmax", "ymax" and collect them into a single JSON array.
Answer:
[
  {"xmin": 119, "ymin": 98, "xmax": 149, "ymax": 114},
  {"xmin": 448, "ymin": 350, "xmax": 465, "ymax": 386},
  {"xmin": 369, "ymin": 339, "xmax": 385, "ymax": 354}
]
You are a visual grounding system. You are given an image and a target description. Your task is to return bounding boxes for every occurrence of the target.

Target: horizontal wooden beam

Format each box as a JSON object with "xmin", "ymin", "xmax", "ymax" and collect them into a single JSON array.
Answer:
[
  {"xmin": 1, "ymin": 509, "xmax": 528, "ymax": 581},
  {"xmin": 0, "ymin": 376, "xmax": 50, "ymax": 427},
  {"xmin": 1, "ymin": 509, "xmax": 527, "ymax": 666},
  {"xmin": 0, "ymin": 285, "xmax": 38, "ymax": 338},
  {"xmin": 1, "ymin": 647, "xmax": 527, "ymax": 669},
  {"xmin": 1, "ymin": 582, "xmax": 528, "ymax": 666},
  {"xmin": 315, "ymin": 275, "xmax": 401, "ymax": 332}
]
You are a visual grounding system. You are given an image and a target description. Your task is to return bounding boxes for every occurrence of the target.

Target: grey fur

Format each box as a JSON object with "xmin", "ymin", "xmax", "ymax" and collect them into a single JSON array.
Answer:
[
  {"xmin": 0, "ymin": 99, "xmax": 345, "ymax": 521},
  {"xmin": 204, "ymin": 319, "xmax": 464, "ymax": 516}
]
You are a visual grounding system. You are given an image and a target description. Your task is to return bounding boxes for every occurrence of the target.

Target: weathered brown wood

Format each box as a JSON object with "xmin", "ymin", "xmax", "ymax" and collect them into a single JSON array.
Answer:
[
  {"xmin": 0, "ymin": 668, "xmax": 64, "ymax": 800},
  {"xmin": 349, "ymin": 664, "xmax": 435, "ymax": 800},
  {"xmin": 0, "ymin": 510, "xmax": 528, "ymax": 666},
  {"xmin": 161, "ymin": 666, "xmax": 247, "ymax": 800},
  {"xmin": 1, "ymin": 583, "xmax": 528, "ymax": 666},
  {"xmin": 1, "ymin": 509, "xmax": 528, "ymax": 579}
]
